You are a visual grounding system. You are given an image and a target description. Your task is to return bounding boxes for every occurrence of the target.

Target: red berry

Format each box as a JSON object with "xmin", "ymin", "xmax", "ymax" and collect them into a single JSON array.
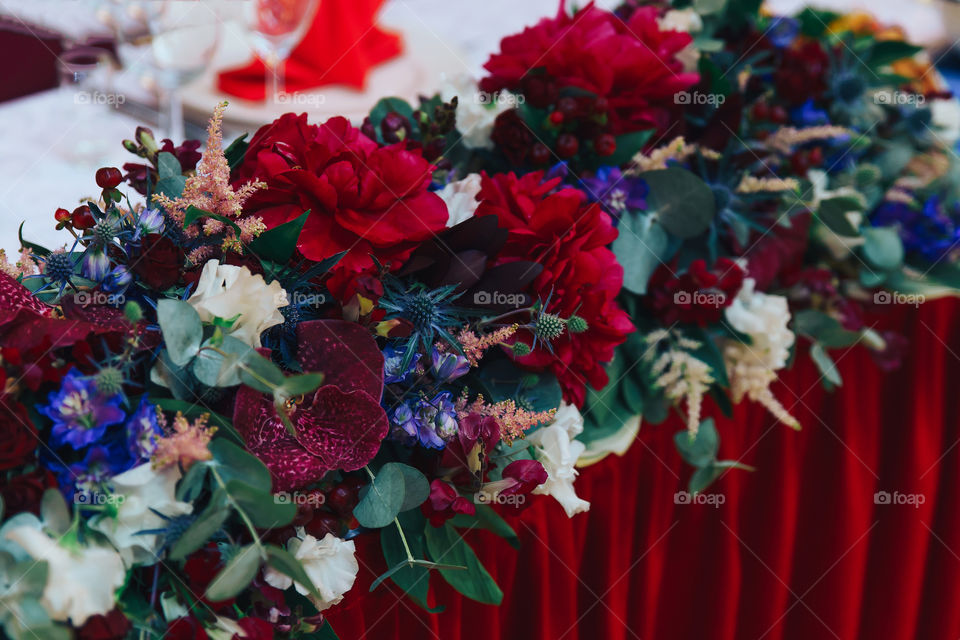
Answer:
[
  {"xmin": 557, "ymin": 96, "xmax": 578, "ymax": 117},
  {"xmin": 71, "ymin": 206, "xmax": 95, "ymax": 230},
  {"xmin": 770, "ymin": 105, "xmax": 788, "ymax": 124},
  {"xmin": 556, "ymin": 134, "xmax": 579, "ymax": 159},
  {"xmin": 305, "ymin": 513, "xmax": 342, "ymax": 539},
  {"xmin": 548, "ymin": 110, "xmax": 564, "ymax": 125},
  {"xmin": 54, "ymin": 208, "xmax": 71, "ymax": 223},
  {"xmin": 95, "ymin": 167, "xmax": 122, "ymax": 189},
  {"xmin": 752, "ymin": 102, "xmax": 770, "ymax": 121},
  {"xmin": 594, "ymin": 133, "xmax": 616, "ymax": 157},
  {"xmin": 594, "ymin": 97, "xmax": 609, "ymax": 113},
  {"xmin": 530, "ymin": 143, "xmax": 551, "ymax": 165},
  {"xmin": 326, "ymin": 485, "xmax": 356, "ymax": 515}
]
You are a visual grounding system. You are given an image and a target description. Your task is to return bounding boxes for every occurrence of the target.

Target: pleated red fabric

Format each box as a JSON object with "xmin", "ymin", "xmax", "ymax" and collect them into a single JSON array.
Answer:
[{"xmin": 325, "ymin": 298, "xmax": 960, "ymax": 640}]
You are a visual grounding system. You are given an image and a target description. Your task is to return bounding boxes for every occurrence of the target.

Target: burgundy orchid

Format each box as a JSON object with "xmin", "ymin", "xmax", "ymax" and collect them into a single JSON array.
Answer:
[{"xmin": 233, "ymin": 320, "xmax": 388, "ymax": 492}]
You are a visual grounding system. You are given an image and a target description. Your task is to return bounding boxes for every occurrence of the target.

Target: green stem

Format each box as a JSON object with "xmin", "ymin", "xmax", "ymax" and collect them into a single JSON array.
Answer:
[
  {"xmin": 210, "ymin": 466, "xmax": 267, "ymax": 560},
  {"xmin": 364, "ymin": 466, "xmax": 415, "ymax": 564}
]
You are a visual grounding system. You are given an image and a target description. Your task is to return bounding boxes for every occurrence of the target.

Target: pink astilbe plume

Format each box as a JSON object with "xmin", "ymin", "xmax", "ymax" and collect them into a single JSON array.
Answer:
[
  {"xmin": 152, "ymin": 102, "xmax": 266, "ymax": 252},
  {"xmin": 452, "ymin": 325, "xmax": 518, "ymax": 366},
  {"xmin": 457, "ymin": 393, "xmax": 555, "ymax": 443},
  {"xmin": 152, "ymin": 411, "xmax": 217, "ymax": 470}
]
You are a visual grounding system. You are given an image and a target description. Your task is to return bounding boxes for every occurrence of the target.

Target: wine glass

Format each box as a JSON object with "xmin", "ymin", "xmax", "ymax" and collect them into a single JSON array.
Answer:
[
  {"xmin": 241, "ymin": 0, "xmax": 319, "ymax": 103},
  {"xmin": 143, "ymin": 0, "xmax": 224, "ymax": 141}
]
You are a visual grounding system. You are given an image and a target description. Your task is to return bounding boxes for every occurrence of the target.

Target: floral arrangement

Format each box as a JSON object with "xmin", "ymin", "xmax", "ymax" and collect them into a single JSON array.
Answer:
[{"xmin": 1, "ymin": 1, "xmax": 958, "ymax": 638}]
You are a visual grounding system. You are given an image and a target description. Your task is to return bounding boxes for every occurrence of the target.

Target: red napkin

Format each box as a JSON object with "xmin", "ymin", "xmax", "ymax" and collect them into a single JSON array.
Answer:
[{"xmin": 217, "ymin": 0, "xmax": 402, "ymax": 101}]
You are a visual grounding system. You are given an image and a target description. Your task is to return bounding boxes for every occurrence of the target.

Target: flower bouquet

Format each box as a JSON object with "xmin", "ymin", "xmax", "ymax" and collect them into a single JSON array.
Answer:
[{"xmin": 1, "ymin": 1, "xmax": 959, "ymax": 638}]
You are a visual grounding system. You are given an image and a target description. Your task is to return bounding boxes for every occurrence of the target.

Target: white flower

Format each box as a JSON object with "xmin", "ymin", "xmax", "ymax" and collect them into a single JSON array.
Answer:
[
  {"xmin": 526, "ymin": 403, "xmax": 590, "ymax": 518},
  {"xmin": 91, "ymin": 463, "xmax": 193, "ymax": 567},
  {"xmin": 724, "ymin": 278, "xmax": 794, "ymax": 371},
  {"xmin": 187, "ymin": 259, "xmax": 287, "ymax": 348},
  {"xmin": 439, "ymin": 74, "xmax": 512, "ymax": 150},
  {"xmin": 263, "ymin": 533, "xmax": 358, "ymax": 611},
  {"xmin": 658, "ymin": 9, "xmax": 702, "ymax": 73},
  {"xmin": 4, "ymin": 524, "xmax": 125, "ymax": 625},
  {"xmin": 931, "ymin": 97, "xmax": 960, "ymax": 146},
  {"xmin": 438, "ymin": 173, "xmax": 482, "ymax": 227}
]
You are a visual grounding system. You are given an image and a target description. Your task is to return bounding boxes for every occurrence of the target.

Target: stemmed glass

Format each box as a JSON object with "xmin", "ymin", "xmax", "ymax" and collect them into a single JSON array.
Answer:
[
  {"xmin": 143, "ymin": 0, "xmax": 224, "ymax": 141},
  {"xmin": 242, "ymin": 0, "xmax": 319, "ymax": 103}
]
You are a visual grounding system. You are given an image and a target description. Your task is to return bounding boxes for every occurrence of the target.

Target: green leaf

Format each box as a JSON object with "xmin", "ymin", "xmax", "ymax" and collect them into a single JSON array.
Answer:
[
  {"xmin": 265, "ymin": 545, "xmax": 321, "ymax": 599},
  {"xmin": 209, "ymin": 438, "xmax": 273, "ymax": 491},
  {"xmin": 605, "ymin": 129, "xmax": 654, "ymax": 167},
  {"xmin": 792, "ymin": 309, "xmax": 861, "ymax": 348},
  {"xmin": 614, "ymin": 213, "xmax": 670, "ymax": 295},
  {"xmin": 377, "ymin": 510, "xmax": 441, "ymax": 611},
  {"xmin": 869, "ymin": 40, "xmax": 922, "ymax": 68},
  {"xmin": 157, "ymin": 299, "xmax": 203, "ymax": 367},
  {"xmin": 687, "ymin": 327, "xmax": 729, "ymax": 388},
  {"xmin": 280, "ymin": 372, "xmax": 325, "ymax": 398},
  {"xmin": 193, "ymin": 335, "xmax": 252, "ymax": 387},
  {"xmin": 314, "ymin": 622, "xmax": 341, "ymax": 640},
  {"xmin": 424, "ymin": 523, "xmax": 502, "ymax": 605},
  {"xmin": 354, "ymin": 464, "xmax": 406, "ymax": 528},
  {"xmin": 224, "ymin": 133, "xmax": 249, "ymax": 170},
  {"xmin": 640, "ymin": 168, "xmax": 715, "ymax": 239},
  {"xmin": 387, "ymin": 463, "xmax": 430, "ymax": 512},
  {"xmin": 17, "ymin": 222, "xmax": 50, "ymax": 258},
  {"xmin": 810, "ymin": 342, "xmax": 842, "ymax": 387},
  {"xmin": 169, "ymin": 492, "xmax": 229, "ymax": 560},
  {"xmin": 176, "ymin": 461, "xmax": 209, "ymax": 502},
  {"xmin": 248, "ymin": 211, "xmax": 310, "ymax": 264},
  {"xmin": 818, "ymin": 197, "xmax": 862, "ymax": 237},
  {"xmin": 156, "ymin": 152, "xmax": 186, "ymax": 198},
  {"xmin": 861, "ymin": 226, "xmax": 904, "ymax": 271},
  {"xmin": 40, "ymin": 490, "xmax": 70, "ymax": 536},
  {"xmin": 225, "ymin": 480, "xmax": 295, "ymax": 529},
  {"xmin": 673, "ymin": 418, "xmax": 719, "ymax": 468},
  {"xmin": 694, "ymin": 0, "xmax": 726, "ymax": 15},
  {"xmin": 205, "ymin": 544, "xmax": 261, "ymax": 601},
  {"xmin": 238, "ymin": 350, "xmax": 287, "ymax": 394},
  {"xmin": 449, "ymin": 504, "xmax": 519, "ymax": 549}
]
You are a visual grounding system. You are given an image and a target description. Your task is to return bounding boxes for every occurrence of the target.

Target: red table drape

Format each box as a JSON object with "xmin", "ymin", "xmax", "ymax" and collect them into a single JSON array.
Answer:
[{"xmin": 326, "ymin": 298, "xmax": 960, "ymax": 640}]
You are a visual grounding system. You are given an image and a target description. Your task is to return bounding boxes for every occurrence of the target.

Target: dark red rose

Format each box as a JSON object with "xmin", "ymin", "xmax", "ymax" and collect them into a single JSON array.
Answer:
[
  {"xmin": 132, "ymin": 234, "xmax": 185, "ymax": 291},
  {"xmin": 77, "ymin": 609, "xmax": 131, "ymax": 640},
  {"xmin": 490, "ymin": 109, "xmax": 533, "ymax": 165},
  {"xmin": 422, "ymin": 479, "xmax": 476, "ymax": 527},
  {"xmin": 234, "ymin": 320, "xmax": 387, "ymax": 492},
  {"xmin": 481, "ymin": 5, "xmax": 698, "ymax": 135},
  {"xmin": 0, "ymin": 468, "xmax": 57, "ymax": 516},
  {"xmin": 232, "ymin": 617, "xmax": 274, "ymax": 640},
  {"xmin": 232, "ymin": 114, "xmax": 447, "ymax": 289},
  {"xmin": 647, "ymin": 258, "xmax": 744, "ymax": 326},
  {"xmin": 475, "ymin": 171, "xmax": 634, "ymax": 406},
  {"xmin": 0, "ymin": 396, "xmax": 36, "ymax": 470},
  {"xmin": 166, "ymin": 617, "xmax": 208, "ymax": 640}
]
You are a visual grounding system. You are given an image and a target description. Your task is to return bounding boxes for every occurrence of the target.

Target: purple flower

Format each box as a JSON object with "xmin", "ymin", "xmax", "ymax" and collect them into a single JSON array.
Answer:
[
  {"xmin": 390, "ymin": 393, "xmax": 458, "ymax": 450},
  {"xmin": 39, "ymin": 369, "xmax": 125, "ymax": 449},
  {"xmin": 383, "ymin": 345, "xmax": 420, "ymax": 384},
  {"xmin": 137, "ymin": 207, "xmax": 165, "ymax": 236},
  {"xmin": 102, "ymin": 265, "xmax": 132, "ymax": 294},
  {"xmin": 431, "ymin": 348, "xmax": 470, "ymax": 382},
  {"xmin": 126, "ymin": 398, "xmax": 161, "ymax": 461},
  {"xmin": 767, "ymin": 17, "xmax": 799, "ymax": 48},
  {"xmin": 65, "ymin": 445, "xmax": 122, "ymax": 501},
  {"xmin": 82, "ymin": 250, "xmax": 111, "ymax": 281},
  {"xmin": 871, "ymin": 196, "xmax": 960, "ymax": 261},
  {"xmin": 580, "ymin": 167, "xmax": 647, "ymax": 216}
]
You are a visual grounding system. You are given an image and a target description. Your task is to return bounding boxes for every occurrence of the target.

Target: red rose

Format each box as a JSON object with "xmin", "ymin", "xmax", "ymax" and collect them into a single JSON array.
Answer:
[
  {"xmin": 0, "ymin": 396, "xmax": 36, "ymax": 470},
  {"xmin": 646, "ymin": 258, "xmax": 744, "ymax": 326},
  {"xmin": 0, "ymin": 468, "xmax": 57, "ymax": 517},
  {"xmin": 77, "ymin": 609, "xmax": 131, "ymax": 640},
  {"xmin": 132, "ymin": 234, "xmax": 185, "ymax": 291},
  {"xmin": 232, "ymin": 114, "xmax": 448, "ymax": 288},
  {"xmin": 475, "ymin": 171, "xmax": 634, "ymax": 406},
  {"xmin": 481, "ymin": 5, "xmax": 698, "ymax": 135}
]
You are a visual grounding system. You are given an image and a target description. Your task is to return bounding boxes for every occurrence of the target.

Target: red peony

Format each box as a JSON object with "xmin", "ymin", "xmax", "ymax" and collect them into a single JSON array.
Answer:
[
  {"xmin": 475, "ymin": 171, "xmax": 634, "ymax": 406},
  {"xmin": 234, "ymin": 320, "xmax": 388, "ymax": 492},
  {"xmin": 480, "ymin": 4, "xmax": 698, "ymax": 135},
  {"xmin": 232, "ymin": 114, "xmax": 448, "ymax": 293},
  {"xmin": 646, "ymin": 258, "xmax": 745, "ymax": 326}
]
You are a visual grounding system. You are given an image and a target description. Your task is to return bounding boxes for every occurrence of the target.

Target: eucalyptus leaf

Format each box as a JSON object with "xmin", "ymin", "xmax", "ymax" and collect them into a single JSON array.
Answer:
[
  {"xmin": 354, "ymin": 465, "xmax": 405, "ymax": 529},
  {"xmin": 862, "ymin": 226, "xmax": 904, "ymax": 271},
  {"xmin": 205, "ymin": 544, "xmax": 261, "ymax": 601},
  {"xmin": 157, "ymin": 299, "xmax": 203, "ymax": 367},
  {"xmin": 810, "ymin": 342, "xmax": 843, "ymax": 387},
  {"xmin": 673, "ymin": 418, "xmax": 719, "ymax": 468},
  {"xmin": 169, "ymin": 492, "xmax": 229, "ymax": 560},
  {"xmin": 614, "ymin": 213, "xmax": 670, "ymax": 294},
  {"xmin": 424, "ymin": 523, "xmax": 502, "ymax": 605},
  {"xmin": 640, "ymin": 168, "xmax": 715, "ymax": 239},
  {"xmin": 225, "ymin": 480, "xmax": 296, "ymax": 529}
]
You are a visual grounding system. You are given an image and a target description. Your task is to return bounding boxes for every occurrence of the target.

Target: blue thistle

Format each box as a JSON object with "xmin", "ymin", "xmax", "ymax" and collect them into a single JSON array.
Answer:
[{"xmin": 379, "ymin": 278, "xmax": 467, "ymax": 372}]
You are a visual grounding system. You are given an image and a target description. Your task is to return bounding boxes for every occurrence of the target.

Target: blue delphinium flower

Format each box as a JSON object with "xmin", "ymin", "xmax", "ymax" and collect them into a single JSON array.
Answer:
[
  {"xmin": 390, "ymin": 393, "xmax": 458, "ymax": 449},
  {"xmin": 767, "ymin": 17, "xmax": 799, "ymax": 48},
  {"xmin": 126, "ymin": 398, "xmax": 162, "ymax": 462},
  {"xmin": 383, "ymin": 345, "xmax": 421, "ymax": 384},
  {"xmin": 579, "ymin": 167, "xmax": 648, "ymax": 217},
  {"xmin": 66, "ymin": 445, "xmax": 123, "ymax": 502},
  {"xmin": 431, "ymin": 347, "xmax": 470, "ymax": 383},
  {"xmin": 791, "ymin": 99, "xmax": 829, "ymax": 127},
  {"xmin": 136, "ymin": 207, "xmax": 165, "ymax": 238},
  {"xmin": 39, "ymin": 368, "xmax": 126, "ymax": 449},
  {"xmin": 102, "ymin": 265, "xmax": 132, "ymax": 294},
  {"xmin": 872, "ymin": 196, "xmax": 960, "ymax": 261}
]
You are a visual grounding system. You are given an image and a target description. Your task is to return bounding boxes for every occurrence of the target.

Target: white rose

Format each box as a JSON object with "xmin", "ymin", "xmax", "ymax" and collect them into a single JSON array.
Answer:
[
  {"xmin": 526, "ymin": 403, "xmax": 590, "ymax": 517},
  {"xmin": 439, "ymin": 74, "xmax": 512, "ymax": 150},
  {"xmin": 263, "ymin": 533, "xmax": 358, "ymax": 611},
  {"xmin": 4, "ymin": 524, "xmax": 125, "ymax": 625},
  {"xmin": 438, "ymin": 173, "xmax": 482, "ymax": 227},
  {"xmin": 724, "ymin": 278, "xmax": 794, "ymax": 371},
  {"xmin": 187, "ymin": 259, "xmax": 287, "ymax": 348},
  {"xmin": 91, "ymin": 463, "xmax": 193, "ymax": 567}
]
